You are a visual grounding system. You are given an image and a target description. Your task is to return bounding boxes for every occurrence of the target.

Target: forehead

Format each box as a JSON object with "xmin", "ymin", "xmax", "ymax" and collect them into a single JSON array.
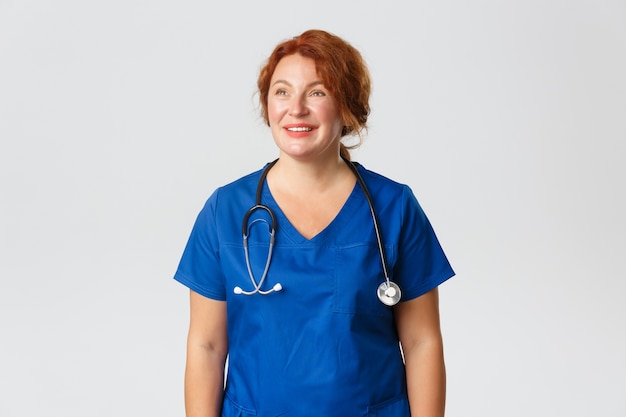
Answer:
[{"xmin": 271, "ymin": 54, "xmax": 320, "ymax": 83}]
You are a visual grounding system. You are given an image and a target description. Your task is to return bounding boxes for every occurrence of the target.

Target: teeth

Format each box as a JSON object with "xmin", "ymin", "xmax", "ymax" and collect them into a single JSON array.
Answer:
[{"xmin": 287, "ymin": 127, "xmax": 313, "ymax": 132}]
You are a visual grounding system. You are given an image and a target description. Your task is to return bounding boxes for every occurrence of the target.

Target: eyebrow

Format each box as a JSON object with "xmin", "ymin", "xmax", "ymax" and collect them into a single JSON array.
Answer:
[{"xmin": 271, "ymin": 79, "xmax": 324, "ymax": 88}]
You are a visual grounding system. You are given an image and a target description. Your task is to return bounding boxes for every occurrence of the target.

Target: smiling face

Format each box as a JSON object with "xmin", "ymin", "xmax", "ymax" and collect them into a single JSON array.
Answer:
[{"xmin": 267, "ymin": 54, "xmax": 344, "ymax": 162}]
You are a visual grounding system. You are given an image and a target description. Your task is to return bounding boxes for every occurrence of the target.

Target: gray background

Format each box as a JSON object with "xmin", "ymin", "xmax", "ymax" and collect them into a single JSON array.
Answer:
[{"xmin": 1, "ymin": 0, "xmax": 624, "ymax": 416}]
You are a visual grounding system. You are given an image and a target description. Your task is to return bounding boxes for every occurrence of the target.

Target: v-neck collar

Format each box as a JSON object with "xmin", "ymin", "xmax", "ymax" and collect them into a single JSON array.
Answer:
[{"xmin": 260, "ymin": 176, "xmax": 364, "ymax": 245}]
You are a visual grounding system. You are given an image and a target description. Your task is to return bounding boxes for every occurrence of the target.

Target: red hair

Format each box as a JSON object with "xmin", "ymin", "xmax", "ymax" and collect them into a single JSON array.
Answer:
[{"xmin": 257, "ymin": 29, "xmax": 371, "ymax": 159}]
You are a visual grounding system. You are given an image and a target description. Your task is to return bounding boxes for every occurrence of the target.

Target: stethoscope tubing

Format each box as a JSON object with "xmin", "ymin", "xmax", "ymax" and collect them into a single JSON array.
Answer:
[{"xmin": 347, "ymin": 157, "xmax": 391, "ymax": 283}]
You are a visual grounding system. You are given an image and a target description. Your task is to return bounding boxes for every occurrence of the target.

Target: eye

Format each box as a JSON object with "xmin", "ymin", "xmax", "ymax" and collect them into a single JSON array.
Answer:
[
  {"xmin": 311, "ymin": 90, "xmax": 326, "ymax": 97},
  {"xmin": 275, "ymin": 89, "xmax": 288, "ymax": 96}
]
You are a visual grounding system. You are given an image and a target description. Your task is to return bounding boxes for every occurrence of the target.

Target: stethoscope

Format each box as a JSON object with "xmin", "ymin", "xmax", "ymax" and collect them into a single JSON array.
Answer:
[{"xmin": 234, "ymin": 157, "xmax": 402, "ymax": 306}]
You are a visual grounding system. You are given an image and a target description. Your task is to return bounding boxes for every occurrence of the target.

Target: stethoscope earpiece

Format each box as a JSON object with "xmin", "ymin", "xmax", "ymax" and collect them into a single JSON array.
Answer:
[{"xmin": 234, "ymin": 282, "xmax": 282, "ymax": 295}]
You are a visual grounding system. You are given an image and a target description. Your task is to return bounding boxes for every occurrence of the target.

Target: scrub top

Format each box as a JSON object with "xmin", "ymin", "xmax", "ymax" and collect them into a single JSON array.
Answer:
[{"xmin": 174, "ymin": 162, "xmax": 455, "ymax": 417}]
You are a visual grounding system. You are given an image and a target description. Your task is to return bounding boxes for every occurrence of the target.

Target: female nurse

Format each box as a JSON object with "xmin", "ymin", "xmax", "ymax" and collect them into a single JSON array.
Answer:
[{"xmin": 174, "ymin": 29, "xmax": 455, "ymax": 417}]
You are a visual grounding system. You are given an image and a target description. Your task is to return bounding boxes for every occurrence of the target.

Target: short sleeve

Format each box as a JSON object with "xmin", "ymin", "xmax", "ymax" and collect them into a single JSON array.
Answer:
[
  {"xmin": 393, "ymin": 186, "xmax": 455, "ymax": 300},
  {"xmin": 173, "ymin": 190, "xmax": 226, "ymax": 300}
]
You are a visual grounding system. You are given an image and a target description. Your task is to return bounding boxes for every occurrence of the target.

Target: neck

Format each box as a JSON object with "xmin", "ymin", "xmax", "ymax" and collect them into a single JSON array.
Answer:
[{"xmin": 267, "ymin": 154, "xmax": 354, "ymax": 195}]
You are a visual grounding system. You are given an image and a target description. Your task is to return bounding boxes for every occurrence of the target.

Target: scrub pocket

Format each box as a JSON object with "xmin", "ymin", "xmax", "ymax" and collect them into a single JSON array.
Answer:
[
  {"xmin": 334, "ymin": 242, "xmax": 396, "ymax": 316},
  {"xmin": 221, "ymin": 394, "xmax": 256, "ymax": 417},
  {"xmin": 367, "ymin": 395, "xmax": 410, "ymax": 416}
]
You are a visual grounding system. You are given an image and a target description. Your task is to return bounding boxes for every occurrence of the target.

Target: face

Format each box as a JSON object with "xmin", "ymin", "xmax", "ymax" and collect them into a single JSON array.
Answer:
[{"xmin": 267, "ymin": 54, "xmax": 344, "ymax": 162}]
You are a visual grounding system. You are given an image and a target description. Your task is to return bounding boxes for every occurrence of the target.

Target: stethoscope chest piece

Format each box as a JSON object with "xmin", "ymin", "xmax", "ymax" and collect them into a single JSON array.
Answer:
[{"xmin": 377, "ymin": 281, "xmax": 402, "ymax": 306}]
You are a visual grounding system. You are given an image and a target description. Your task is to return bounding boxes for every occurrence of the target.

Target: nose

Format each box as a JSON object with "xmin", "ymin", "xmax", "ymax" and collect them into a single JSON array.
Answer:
[{"xmin": 288, "ymin": 95, "xmax": 308, "ymax": 117}]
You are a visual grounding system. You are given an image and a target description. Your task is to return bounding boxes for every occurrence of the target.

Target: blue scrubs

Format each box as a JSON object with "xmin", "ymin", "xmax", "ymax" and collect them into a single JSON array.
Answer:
[{"xmin": 174, "ymin": 163, "xmax": 455, "ymax": 416}]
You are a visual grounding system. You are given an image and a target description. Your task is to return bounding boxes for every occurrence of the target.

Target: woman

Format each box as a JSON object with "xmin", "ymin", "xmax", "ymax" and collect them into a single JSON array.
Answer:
[{"xmin": 174, "ymin": 29, "xmax": 455, "ymax": 417}]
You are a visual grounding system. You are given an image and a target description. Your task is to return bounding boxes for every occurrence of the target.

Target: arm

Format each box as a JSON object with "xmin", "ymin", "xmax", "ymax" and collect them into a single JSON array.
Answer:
[
  {"xmin": 184, "ymin": 290, "xmax": 228, "ymax": 417},
  {"xmin": 395, "ymin": 287, "xmax": 446, "ymax": 417}
]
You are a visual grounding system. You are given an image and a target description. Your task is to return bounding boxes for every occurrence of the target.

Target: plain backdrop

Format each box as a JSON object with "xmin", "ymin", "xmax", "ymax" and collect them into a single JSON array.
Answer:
[{"xmin": 1, "ymin": 0, "xmax": 625, "ymax": 416}]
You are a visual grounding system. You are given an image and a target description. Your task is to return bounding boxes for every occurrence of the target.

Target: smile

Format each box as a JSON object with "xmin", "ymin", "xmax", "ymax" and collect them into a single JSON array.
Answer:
[{"xmin": 286, "ymin": 127, "xmax": 313, "ymax": 132}]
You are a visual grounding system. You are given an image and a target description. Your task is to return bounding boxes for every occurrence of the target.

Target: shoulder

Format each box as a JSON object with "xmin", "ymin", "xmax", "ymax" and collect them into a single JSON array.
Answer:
[
  {"xmin": 197, "ymin": 165, "xmax": 267, "ymax": 218},
  {"xmin": 190, "ymin": 165, "xmax": 269, "ymax": 242},
  {"xmin": 219, "ymin": 167, "xmax": 264, "ymax": 193},
  {"xmin": 354, "ymin": 162, "xmax": 412, "ymax": 198},
  {"xmin": 353, "ymin": 162, "xmax": 427, "ymax": 221},
  {"xmin": 208, "ymin": 165, "xmax": 267, "ymax": 202}
]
